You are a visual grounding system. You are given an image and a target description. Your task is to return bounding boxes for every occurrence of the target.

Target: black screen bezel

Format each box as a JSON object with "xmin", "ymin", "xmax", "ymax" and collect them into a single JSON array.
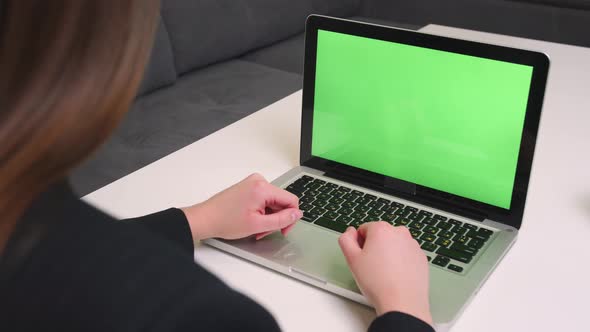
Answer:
[{"xmin": 300, "ymin": 15, "xmax": 549, "ymax": 229}]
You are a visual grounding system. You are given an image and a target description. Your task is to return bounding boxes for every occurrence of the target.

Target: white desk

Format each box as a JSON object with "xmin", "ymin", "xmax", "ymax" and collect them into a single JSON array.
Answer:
[{"xmin": 85, "ymin": 25, "xmax": 590, "ymax": 331}]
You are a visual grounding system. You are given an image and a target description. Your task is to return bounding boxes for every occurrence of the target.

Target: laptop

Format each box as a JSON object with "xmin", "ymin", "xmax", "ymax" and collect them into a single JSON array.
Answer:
[{"xmin": 205, "ymin": 15, "xmax": 549, "ymax": 330}]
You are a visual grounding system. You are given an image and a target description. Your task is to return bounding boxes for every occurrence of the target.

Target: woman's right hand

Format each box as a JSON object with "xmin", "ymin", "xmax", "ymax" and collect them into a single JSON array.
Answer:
[{"xmin": 338, "ymin": 222, "xmax": 433, "ymax": 326}]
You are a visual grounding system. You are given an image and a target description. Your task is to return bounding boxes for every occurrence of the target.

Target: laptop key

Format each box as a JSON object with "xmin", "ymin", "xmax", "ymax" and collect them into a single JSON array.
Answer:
[
  {"xmin": 356, "ymin": 205, "xmax": 371, "ymax": 213},
  {"xmin": 439, "ymin": 230, "xmax": 454, "ymax": 239},
  {"xmin": 331, "ymin": 197, "xmax": 345, "ymax": 204},
  {"xmin": 463, "ymin": 224, "xmax": 477, "ymax": 231},
  {"xmin": 342, "ymin": 193, "xmax": 358, "ymax": 201},
  {"xmin": 418, "ymin": 210, "xmax": 433, "ymax": 217},
  {"xmin": 341, "ymin": 201, "xmax": 358, "ymax": 209},
  {"xmin": 302, "ymin": 212, "xmax": 319, "ymax": 222},
  {"xmin": 312, "ymin": 199, "xmax": 327, "ymax": 207},
  {"xmin": 300, "ymin": 175, "xmax": 314, "ymax": 183},
  {"xmin": 404, "ymin": 206, "xmax": 418, "ymax": 213},
  {"xmin": 286, "ymin": 186, "xmax": 304, "ymax": 198},
  {"xmin": 397, "ymin": 218, "xmax": 411, "ymax": 226},
  {"xmin": 293, "ymin": 178, "xmax": 308, "ymax": 187},
  {"xmin": 350, "ymin": 219, "xmax": 364, "ymax": 228},
  {"xmin": 433, "ymin": 214, "xmax": 447, "ymax": 221},
  {"xmin": 477, "ymin": 228, "xmax": 494, "ymax": 237},
  {"xmin": 364, "ymin": 193, "xmax": 377, "ymax": 200},
  {"xmin": 435, "ymin": 238, "xmax": 452, "ymax": 248},
  {"xmin": 317, "ymin": 193, "xmax": 331, "ymax": 201},
  {"xmin": 337, "ymin": 215, "xmax": 353, "ymax": 224},
  {"xmin": 421, "ymin": 242, "xmax": 438, "ymax": 252},
  {"xmin": 299, "ymin": 203, "xmax": 313, "ymax": 212},
  {"xmin": 451, "ymin": 226, "xmax": 469, "ymax": 235},
  {"xmin": 436, "ymin": 247, "xmax": 472, "ymax": 264},
  {"xmin": 410, "ymin": 229, "xmax": 422, "ymax": 239},
  {"xmin": 325, "ymin": 203, "xmax": 340, "ymax": 212},
  {"xmin": 422, "ymin": 217, "xmax": 437, "ymax": 225},
  {"xmin": 450, "ymin": 243, "xmax": 478, "ymax": 256},
  {"xmin": 466, "ymin": 229, "xmax": 490, "ymax": 241},
  {"xmin": 300, "ymin": 195, "xmax": 314, "ymax": 204},
  {"xmin": 454, "ymin": 234, "xmax": 469, "ymax": 244},
  {"xmin": 391, "ymin": 202, "xmax": 404, "ymax": 209},
  {"xmin": 394, "ymin": 209, "xmax": 410, "ymax": 217},
  {"xmin": 424, "ymin": 225, "xmax": 439, "ymax": 235},
  {"xmin": 351, "ymin": 211, "xmax": 366, "ymax": 220},
  {"xmin": 381, "ymin": 213, "xmax": 396, "ymax": 222},
  {"xmin": 447, "ymin": 264, "xmax": 463, "ymax": 273},
  {"xmin": 367, "ymin": 208, "xmax": 383, "ymax": 217},
  {"xmin": 420, "ymin": 233, "xmax": 436, "ymax": 242},
  {"xmin": 409, "ymin": 221, "xmax": 425, "ymax": 230},
  {"xmin": 368, "ymin": 201, "xmax": 384, "ymax": 209},
  {"xmin": 324, "ymin": 211, "xmax": 340, "ymax": 220},
  {"xmin": 309, "ymin": 182, "xmax": 323, "ymax": 190},
  {"xmin": 432, "ymin": 255, "xmax": 450, "ymax": 267},
  {"xmin": 310, "ymin": 207, "xmax": 326, "ymax": 215},
  {"xmin": 448, "ymin": 219, "xmax": 463, "ymax": 226},
  {"xmin": 330, "ymin": 190, "xmax": 345, "ymax": 199},
  {"xmin": 467, "ymin": 238, "xmax": 485, "ymax": 249},
  {"xmin": 338, "ymin": 207, "xmax": 354, "ymax": 216},
  {"xmin": 377, "ymin": 198, "xmax": 391, "ymax": 205},
  {"xmin": 407, "ymin": 212, "xmax": 424, "ymax": 222},
  {"xmin": 437, "ymin": 221, "xmax": 453, "ymax": 230},
  {"xmin": 357, "ymin": 197, "xmax": 373, "ymax": 206},
  {"xmin": 364, "ymin": 215, "xmax": 380, "ymax": 222},
  {"xmin": 314, "ymin": 216, "xmax": 348, "ymax": 233},
  {"xmin": 306, "ymin": 189, "xmax": 320, "ymax": 197}
]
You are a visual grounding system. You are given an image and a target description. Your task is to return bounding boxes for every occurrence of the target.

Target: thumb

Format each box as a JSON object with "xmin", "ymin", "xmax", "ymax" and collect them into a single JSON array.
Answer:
[
  {"xmin": 338, "ymin": 227, "xmax": 362, "ymax": 266},
  {"xmin": 254, "ymin": 208, "xmax": 302, "ymax": 233}
]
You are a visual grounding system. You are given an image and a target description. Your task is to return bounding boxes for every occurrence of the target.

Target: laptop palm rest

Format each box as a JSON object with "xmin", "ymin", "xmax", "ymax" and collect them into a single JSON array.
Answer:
[{"xmin": 216, "ymin": 221, "xmax": 360, "ymax": 293}]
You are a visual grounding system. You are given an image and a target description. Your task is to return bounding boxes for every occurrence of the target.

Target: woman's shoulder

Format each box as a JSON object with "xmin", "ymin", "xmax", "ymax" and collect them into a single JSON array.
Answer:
[{"xmin": 0, "ymin": 185, "xmax": 279, "ymax": 331}]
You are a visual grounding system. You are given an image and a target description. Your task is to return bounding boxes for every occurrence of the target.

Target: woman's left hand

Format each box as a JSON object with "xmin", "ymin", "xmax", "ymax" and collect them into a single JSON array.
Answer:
[{"xmin": 181, "ymin": 173, "xmax": 302, "ymax": 242}]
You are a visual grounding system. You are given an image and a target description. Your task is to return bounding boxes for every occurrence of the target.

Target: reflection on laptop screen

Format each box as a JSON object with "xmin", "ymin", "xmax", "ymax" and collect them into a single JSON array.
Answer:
[{"xmin": 311, "ymin": 29, "xmax": 534, "ymax": 209}]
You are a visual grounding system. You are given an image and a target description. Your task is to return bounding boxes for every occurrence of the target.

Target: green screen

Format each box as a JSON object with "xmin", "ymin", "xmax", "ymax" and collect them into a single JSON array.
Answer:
[{"xmin": 312, "ymin": 30, "xmax": 533, "ymax": 209}]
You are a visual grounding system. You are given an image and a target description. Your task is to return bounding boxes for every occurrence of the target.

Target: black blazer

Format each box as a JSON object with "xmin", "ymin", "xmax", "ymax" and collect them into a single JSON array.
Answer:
[{"xmin": 0, "ymin": 181, "xmax": 433, "ymax": 332}]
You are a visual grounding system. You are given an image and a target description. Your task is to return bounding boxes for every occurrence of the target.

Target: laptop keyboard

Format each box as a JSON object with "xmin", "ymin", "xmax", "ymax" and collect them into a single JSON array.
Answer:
[{"xmin": 285, "ymin": 175, "xmax": 495, "ymax": 274}]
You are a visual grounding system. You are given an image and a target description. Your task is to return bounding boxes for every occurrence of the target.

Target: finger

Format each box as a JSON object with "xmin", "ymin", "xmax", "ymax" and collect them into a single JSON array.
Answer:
[
  {"xmin": 254, "ymin": 208, "xmax": 302, "ymax": 233},
  {"xmin": 281, "ymin": 222, "xmax": 297, "ymax": 236},
  {"xmin": 338, "ymin": 227, "xmax": 362, "ymax": 265},
  {"xmin": 261, "ymin": 183, "xmax": 299, "ymax": 209},
  {"xmin": 255, "ymin": 230, "xmax": 274, "ymax": 240},
  {"xmin": 357, "ymin": 221, "xmax": 392, "ymax": 239},
  {"xmin": 357, "ymin": 222, "xmax": 375, "ymax": 239}
]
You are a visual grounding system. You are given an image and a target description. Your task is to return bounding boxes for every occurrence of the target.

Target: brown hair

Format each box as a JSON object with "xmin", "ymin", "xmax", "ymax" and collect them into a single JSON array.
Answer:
[{"xmin": 0, "ymin": 0, "xmax": 159, "ymax": 250}]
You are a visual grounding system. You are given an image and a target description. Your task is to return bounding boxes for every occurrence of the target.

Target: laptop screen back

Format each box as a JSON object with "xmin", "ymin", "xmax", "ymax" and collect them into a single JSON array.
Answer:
[{"xmin": 311, "ymin": 29, "xmax": 534, "ymax": 209}]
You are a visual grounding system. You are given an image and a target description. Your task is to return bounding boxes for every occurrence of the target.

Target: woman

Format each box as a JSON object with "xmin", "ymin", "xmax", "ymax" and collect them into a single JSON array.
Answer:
[{"xmin": 0, "ymin": 1, "xmax": 434, "ymax": 331}]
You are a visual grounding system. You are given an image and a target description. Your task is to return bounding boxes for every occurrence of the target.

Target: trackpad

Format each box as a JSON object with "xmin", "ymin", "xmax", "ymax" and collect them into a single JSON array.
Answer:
[{"xmin": 270, "ymin": 223, "xmax": 359, "ymax": 292}]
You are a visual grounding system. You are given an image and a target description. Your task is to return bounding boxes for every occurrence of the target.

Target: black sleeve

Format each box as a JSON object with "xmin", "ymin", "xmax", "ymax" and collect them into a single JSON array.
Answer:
[
  {"xmin": 369, "ymin": 311, "xmax": 435, "ymax": 332},
  {"xmin": 123, "ymin": 208, "xmax": 194, "ymax": 255},
  {"xmin": 122, "ymin": 209, "xmax": 434, "ymax": 332}
]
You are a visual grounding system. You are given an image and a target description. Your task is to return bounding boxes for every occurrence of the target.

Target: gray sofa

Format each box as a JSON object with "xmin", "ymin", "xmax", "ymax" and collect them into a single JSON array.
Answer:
[
  {"xmin": 71, "ymin": 0, "xmax": 589, "ymax": 196},
  {"xmin": 71, "ymin": 0, "xmax": 418, "ymax": 196}
]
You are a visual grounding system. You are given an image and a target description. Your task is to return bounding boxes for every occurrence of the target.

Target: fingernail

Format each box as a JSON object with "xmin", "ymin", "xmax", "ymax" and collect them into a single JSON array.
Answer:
[
  {"xmin": 346, "ymin": 226, "xmax": 354, "ymax": 232},
  {"xmin": 291, "ymin": 209, "xmax": 303, "ymax": 221}
]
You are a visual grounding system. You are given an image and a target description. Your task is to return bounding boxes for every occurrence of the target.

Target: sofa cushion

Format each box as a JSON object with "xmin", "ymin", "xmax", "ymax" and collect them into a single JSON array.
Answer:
[
  {"xmin": 240, "ymin": 16, "xmax": 422, "ymax": 75},
  {"xmin": 71, "ymin": 60, "xmax": 302, "ymax": 195},
  {"xmin": 137, "ymin": 17, "xmax": 177, "ymax": 96},
  {"xmin": 160, "ymin": 0, "xmax": 361, "ymax": 75}
]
